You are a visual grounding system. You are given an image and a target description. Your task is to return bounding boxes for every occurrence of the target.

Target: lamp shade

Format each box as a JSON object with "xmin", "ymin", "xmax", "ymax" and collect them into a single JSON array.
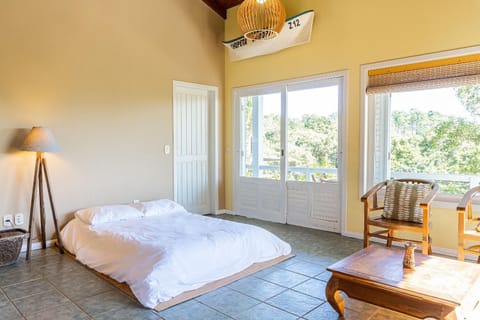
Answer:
[
  {"xmin": 237, "ymin": 0, "xmax": 286, "ymax": 40},
  {"xmin": 21, "ymin": 127, "xmax": 59, "ymax": 152}
]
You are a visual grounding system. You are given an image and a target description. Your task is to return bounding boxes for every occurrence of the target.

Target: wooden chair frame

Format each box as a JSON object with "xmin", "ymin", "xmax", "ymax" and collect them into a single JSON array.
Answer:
[
  {"xmin": 361, "ymin": 178, "xmax": 439, "ymax": 255},
  {"xmin": 457, "ymin": 186, "xmax": 480, "ymax": 263}
]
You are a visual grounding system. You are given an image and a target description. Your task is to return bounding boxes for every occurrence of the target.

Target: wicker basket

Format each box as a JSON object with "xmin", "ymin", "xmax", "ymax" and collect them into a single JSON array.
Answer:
[{"xmin": 0, "ymin": 229, "xmax": 28, "ymax": 267}]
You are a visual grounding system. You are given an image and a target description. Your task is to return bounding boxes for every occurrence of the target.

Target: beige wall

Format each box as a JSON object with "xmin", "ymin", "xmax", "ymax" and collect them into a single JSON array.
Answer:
[
  {"xmin": 224, "ymin": 0, "xmax": 480, "ymax": 252},
  {"xmin": 0, "ymin": 0, "xmax": 225, "ymax": 237}
]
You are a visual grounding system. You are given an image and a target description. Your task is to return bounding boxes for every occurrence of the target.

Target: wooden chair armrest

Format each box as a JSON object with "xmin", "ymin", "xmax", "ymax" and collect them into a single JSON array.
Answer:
[
  {"xmin": 364, "ymin": 207, "xmax": 384, "ymax": 220},
  {"xmin": 361, "ymin": 181, "xmax": 387, "ymax": 202},
  {"xmin": 457, "ymin": 186, "xmax": 480, "ymax": 211},
  {"xmin": 365, "ymin": 207, "xmax": 383, "ymax": 219},
  {"xmin": 420, "ymin": 182, "xmax": 440, "ymax": 208}
]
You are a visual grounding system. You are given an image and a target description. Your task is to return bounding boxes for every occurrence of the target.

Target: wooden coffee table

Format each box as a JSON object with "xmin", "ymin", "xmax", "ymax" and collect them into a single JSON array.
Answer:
[{"xmin": 326, "ymin": 245, "xmax": 480, "ymax": 319}]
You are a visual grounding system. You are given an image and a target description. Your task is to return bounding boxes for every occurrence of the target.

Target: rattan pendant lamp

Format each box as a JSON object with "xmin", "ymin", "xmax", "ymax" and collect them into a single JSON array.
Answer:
[{"xmin": 237, "ymin": 0, "xmax": 286, "ymax": 40}]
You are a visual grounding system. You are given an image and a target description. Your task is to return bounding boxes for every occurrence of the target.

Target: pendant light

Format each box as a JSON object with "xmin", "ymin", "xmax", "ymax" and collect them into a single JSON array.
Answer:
[{"xmin": 237, "ymin": 0, "xmax": 286, "ymax": 40}]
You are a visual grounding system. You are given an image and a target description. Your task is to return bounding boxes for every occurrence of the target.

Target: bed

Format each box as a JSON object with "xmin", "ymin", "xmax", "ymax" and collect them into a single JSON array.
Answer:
[{"xmin": 60, "ymin": 199, "xmax": 292, "ymax": 310}]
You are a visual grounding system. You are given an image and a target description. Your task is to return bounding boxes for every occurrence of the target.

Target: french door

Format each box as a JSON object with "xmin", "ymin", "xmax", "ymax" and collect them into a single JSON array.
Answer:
[
  {"xmin": 234, "ymin": 86, "xmax": 286, "ymax": 223},
  {"xmin": 233, "ymin": 74, "xmax": 345, "ymax": 232}
]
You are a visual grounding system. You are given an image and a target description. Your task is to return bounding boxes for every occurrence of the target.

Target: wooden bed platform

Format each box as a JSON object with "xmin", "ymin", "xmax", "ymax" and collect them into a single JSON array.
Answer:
[{"xmin": 65, "ymin": 250, "xmax": 294, "ymax": 311}]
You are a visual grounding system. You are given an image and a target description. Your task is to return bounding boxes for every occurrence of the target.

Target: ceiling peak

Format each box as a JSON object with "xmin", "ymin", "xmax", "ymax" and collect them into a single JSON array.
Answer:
[{"xmin": 201, "ymin": 0, "xmax": 244, "ymax": 19}]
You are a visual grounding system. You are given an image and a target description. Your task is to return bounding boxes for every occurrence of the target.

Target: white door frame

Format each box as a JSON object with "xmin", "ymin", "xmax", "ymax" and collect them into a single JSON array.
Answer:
[
  {"xmin": 232, "ymin": 71, "xmax": 348, "ymax": 234},
  {"xmin": 173, "ymin": 80, "xmax": 219, "ymax": 213}
]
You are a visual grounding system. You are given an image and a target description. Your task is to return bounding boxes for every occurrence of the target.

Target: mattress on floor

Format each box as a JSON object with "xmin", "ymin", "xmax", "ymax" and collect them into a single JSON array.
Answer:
[{"xmin": 61, "ymin": 206, "xmax": 292, "ymax": 308}]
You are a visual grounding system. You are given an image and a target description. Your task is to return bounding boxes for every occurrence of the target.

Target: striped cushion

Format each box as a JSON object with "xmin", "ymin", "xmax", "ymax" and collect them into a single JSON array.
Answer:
[{"xmin": 383, "ymin": 180, "xmax": 431, "ymax": 223}]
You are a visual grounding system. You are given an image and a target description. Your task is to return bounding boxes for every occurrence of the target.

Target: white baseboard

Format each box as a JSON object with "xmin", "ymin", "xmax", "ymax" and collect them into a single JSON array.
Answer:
[
  {"xmin": 212, "ymin": 209, "xmax": 233, "ymax": 215},
  {"xmin": 20, "ymin": 240, "xmax": 56, "ymax": 253},
  {"xmin": 340, "ymin": 230, "xmax": 363, "ymax": 240}
]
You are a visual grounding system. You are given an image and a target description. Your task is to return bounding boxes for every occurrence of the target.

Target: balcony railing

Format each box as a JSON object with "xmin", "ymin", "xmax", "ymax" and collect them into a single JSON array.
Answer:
[
  {"xmin": 392, "ymin": 172, "xmax": 480, "ymax": 188},
  {"xmin": 244, "ymin": 165, "xmax": 337, "ymax": 182},
  {"xmin": 244, "ymin": 165, "xmax": 480, "ymax": 188}
]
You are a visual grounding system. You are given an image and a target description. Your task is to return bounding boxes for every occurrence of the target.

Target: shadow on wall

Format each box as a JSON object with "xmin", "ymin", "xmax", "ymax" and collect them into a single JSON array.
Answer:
[
  {"xmin": 4, "ymin": 128, "xmax": 30, "ymax": 154},
  {"xmin": 0, "ymin": 128, "xmax": 34, "ymax": 231}
]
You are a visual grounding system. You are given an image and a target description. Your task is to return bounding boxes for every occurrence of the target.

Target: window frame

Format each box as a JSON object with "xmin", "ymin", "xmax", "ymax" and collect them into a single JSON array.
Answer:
[
  {"xmin": 360, "ymin": 46, "xmax": 480, "ymax": 207},
  {"xmin": 234, "ymin": 73, "xmax": 345, "ymax": 183}
]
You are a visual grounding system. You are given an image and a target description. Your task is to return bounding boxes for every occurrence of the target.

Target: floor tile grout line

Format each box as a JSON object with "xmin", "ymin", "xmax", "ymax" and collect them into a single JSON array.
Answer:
[
  {"xmin": 261, "ymin": 297, "xmax": 320, "ymax": 318},
  {"xmin": 260, "ymin": 257, "xmax": 330, "ymax": 277},
  {"xmin": 195, "ymin": 299, "xmax": 243, "ymax": 319},
  {"xmin": 226, "ymin": 279, "xmax": 323, "ymax": 319},
  {"xmin": 0, "ymin": 286, "xmax": 26, "ymax": 320},
  {"xmin": 192, "ymin": 286, "xmax": 266, "ymax": 318},
  {"xmin": 0, "ymin": 271, "xmax": 44, "ymax": 289},
  {"xmin": 252, "ymin": 270, "xmax": 313, "ymax": 290},
  {"xmin": 261, "ymin": 298, "xmax": 305, "ymax": 318},
  {"xmin": 227, "ymin": 283, "xmax": 290, "ymax": 303},
  {"xmin": 44, "ymin": 273, "xmax": 96, "ymax": 320},
  {"xmin": 0, "ymin": 276, "xmax": 43, "ymax": 290},
  {"xmin": 9, "ymin": 287, "xmax": 59, "ymax": 304},
  {"xmin": 289, "ymin": 287, "xmax": 327, "ymax": 302},
  {"xmin": 11, "ymin": 280, "xmax": 86, "ymax": 319}
]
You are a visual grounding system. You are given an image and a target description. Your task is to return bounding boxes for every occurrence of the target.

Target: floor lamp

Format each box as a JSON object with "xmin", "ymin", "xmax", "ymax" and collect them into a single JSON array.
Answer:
[{"xmin": 22, "ymin": 127, "xmax": 64, "ymax": 260}]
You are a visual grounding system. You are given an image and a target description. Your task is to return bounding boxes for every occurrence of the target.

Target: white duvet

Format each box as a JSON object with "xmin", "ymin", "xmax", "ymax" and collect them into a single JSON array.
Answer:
[{"xmin": 61, "ymin": 210, "xmax": 291, "ymax": 308}]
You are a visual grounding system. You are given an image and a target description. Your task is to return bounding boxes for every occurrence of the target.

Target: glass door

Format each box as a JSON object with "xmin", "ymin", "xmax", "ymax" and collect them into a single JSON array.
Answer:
[
  {"xmin": 239, "ymin": 92, "xmax": 283, "ymax": 180},
  {"xmin": 234, "ymin": 87, "xmax": 286, "ymax": 223},
  {"xmin": 233, "ymin": 74, "xmax": 344, "ymax": 231},
  {"xmin": 285, "ymin": 79, "xmax": 341, "ymax": 231}
]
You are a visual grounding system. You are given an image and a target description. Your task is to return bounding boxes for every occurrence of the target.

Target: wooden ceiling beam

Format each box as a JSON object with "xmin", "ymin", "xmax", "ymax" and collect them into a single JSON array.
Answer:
[
  {"xmin": 201, "ymin": 0, "xmax": 244, "ymax": 19},
  {"xmin": 223, "ymin": 0, "xmax": 244, "ymax": 8},
  {"xmin": 202, "ymin": 0, "xmax": 227, "ymax": 19}
]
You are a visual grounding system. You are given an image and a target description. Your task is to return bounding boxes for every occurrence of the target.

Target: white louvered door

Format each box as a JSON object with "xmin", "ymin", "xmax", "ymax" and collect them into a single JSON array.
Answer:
[
  {"xmin": 173, "ymin": 83, "xmax": 213, "ymax": 214},
  {"xmin": 286, "ymin": 181, "xmax": 340, "ymax": 232}
]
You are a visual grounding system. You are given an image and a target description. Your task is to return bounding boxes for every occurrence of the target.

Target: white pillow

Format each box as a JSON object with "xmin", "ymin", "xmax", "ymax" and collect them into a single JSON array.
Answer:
[
  {"xmin": 75, "ymin": 204, "xmax": 143, "ymax": 225},
  {"xmin": 140, "ymin": 199, "xmax": 187, "ymax": 217}
]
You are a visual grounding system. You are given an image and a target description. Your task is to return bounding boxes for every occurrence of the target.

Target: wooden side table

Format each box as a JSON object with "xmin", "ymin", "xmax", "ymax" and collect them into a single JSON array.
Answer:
[{"xmin": 326, "ymin": 245, "xmax": 480, "ymax": 319}]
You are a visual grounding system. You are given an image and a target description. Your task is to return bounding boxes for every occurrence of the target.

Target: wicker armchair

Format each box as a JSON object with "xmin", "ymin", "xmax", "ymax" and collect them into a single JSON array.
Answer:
[
  {"xmin": 361, "ymin": 179, "xmax": 439, "ymax": 255},
  {"xmin": 457, "ymin": 186, "xmax": 480, "ymax": 263}
]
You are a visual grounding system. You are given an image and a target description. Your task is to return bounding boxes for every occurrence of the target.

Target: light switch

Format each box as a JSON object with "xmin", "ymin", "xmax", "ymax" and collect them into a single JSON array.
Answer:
[
  {"xmin": 164, "ymin": 145, "xmax": 170, "ymax": 155},
  {"xmin": 15, "ymin": 213, "xmax": 24, "ymax": 225}
]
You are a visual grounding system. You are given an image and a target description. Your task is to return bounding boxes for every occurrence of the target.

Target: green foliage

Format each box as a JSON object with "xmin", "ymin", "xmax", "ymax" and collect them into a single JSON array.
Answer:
[
  {"xmin": 242, "ymin": 97, "xmax": 338, "ymax": 181},
  {"xmin": 455, "ymin": 85, "xmax": 480, "ymax": 117},
  {"xmin": 390, "ymin": 105, "xmax": 480, "ymax": 194},
  {"xmin": 264, "ymin": 113, "xmax": 338, "ymax": 170}
]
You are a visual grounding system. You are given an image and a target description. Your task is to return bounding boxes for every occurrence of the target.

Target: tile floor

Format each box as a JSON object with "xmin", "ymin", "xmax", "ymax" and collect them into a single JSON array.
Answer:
[{"xmin": 0, "ymin": 215, "xmax": 429, "ymax": 320}]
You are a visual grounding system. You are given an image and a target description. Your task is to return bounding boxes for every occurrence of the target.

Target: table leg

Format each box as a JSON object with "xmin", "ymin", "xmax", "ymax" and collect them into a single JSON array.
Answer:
[{"xmin": 326, "ymin": 276, "xmax": 344, "ymax": 316}]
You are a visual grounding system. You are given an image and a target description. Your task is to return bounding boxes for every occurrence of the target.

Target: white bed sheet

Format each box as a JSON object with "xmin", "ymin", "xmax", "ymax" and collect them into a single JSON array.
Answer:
[{"xmin": 61, "ymin": 211, "xmax": 292, "ymax": 308}]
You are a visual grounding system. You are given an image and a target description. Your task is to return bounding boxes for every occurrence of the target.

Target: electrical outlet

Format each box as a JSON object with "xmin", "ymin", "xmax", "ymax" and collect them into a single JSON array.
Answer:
[
  {"xmin": 15, "ymin": 213, "xmax": 24, "ymax": 225},
  {"xmin": 3, "ymin": 215, "xmax": 13, "ymax": 227}
]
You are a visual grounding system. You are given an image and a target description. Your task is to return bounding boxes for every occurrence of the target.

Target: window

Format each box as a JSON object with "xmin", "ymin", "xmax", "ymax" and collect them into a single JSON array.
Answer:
[
  {"xmin": 363, "ymin": 53, "xmax": 480, "ymax": 197},
  {"xmin": 286, "ymin": 84, "xmax": 339, "ymax": 182},
  {"xmin": 239, "ymin": 92, "xmax": 282, "ymax": 180},
  {"xmin": 238, "ymin": 79, "xmax": 341, "ymax": 182}
]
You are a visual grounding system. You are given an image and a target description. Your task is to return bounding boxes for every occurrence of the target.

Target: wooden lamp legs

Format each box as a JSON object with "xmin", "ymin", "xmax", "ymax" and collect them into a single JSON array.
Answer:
[{"xmin": 26, "ymin": 152, "xmax": 64, "ymax": 260}]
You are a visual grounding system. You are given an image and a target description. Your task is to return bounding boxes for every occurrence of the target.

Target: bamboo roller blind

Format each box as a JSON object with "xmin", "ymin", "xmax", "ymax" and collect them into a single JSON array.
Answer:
[{"xmin": 366, "ymin": 54, "xmax": 480, "ymax": 94}]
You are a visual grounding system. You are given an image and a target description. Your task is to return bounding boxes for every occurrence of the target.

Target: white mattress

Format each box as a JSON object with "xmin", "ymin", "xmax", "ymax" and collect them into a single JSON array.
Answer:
[{"xmin": 61, "ymin": 211, "xmax": 292, "ymax": 308}]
